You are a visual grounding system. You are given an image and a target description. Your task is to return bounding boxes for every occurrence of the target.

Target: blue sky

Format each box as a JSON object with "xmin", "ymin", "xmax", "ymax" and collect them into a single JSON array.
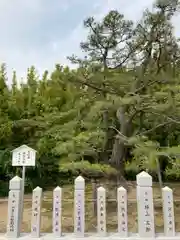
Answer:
[{"xmin": 0, "ymin": 0, "xmax": 180, "ymax": 82}]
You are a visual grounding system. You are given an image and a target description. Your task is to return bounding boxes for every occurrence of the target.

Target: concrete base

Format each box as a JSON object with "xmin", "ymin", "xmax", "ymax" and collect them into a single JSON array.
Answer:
[{"xmin": 0, "ymin": 233, "xmax": 180, "ymax": 240}]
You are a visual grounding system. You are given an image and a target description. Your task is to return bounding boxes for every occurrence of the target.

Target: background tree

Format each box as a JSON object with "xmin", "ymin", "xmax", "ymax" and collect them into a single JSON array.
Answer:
[{"xmin": 68, "ymin": 0, "xmax": 180, "ymax": 183}]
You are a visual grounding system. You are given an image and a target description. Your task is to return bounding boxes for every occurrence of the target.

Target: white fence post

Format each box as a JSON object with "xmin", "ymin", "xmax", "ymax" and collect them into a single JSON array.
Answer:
[
  {"xmin": 117, "ymin": 186, "xmax": 128, "ymax": 237},
  {"xmin": 97, "ymin": 186, "xmax": 106, "ymax": 236},
  {"xmin": 162, "ymin": 186, "xmax": 175, "ymax": 236},
  {"xmin": 53, "ymin": 186, "xmax": 62, "ymax": 237},
  {"xmin": 136, "ymin": 171, "xmax": 155, "ymax": 238},
  {"xmin": 7, "ymin": 176, "xmax": 22, "ymax": 238},
  {"xmin": 74, "ymin": 176, "xmax": 85, "ymax": 237},
  {"xmin": 31, "ymin": 186, "xmax": 42, "ymax": 238},
  {"xmin": 4, "ymin": 172, "xmax": 180, "ymax": 238}
]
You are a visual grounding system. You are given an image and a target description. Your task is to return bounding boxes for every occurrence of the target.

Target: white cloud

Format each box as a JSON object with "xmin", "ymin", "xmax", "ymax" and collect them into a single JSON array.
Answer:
[{"xmin": 0, "ymin": 0, "xmax": 179, "ymax": 83}]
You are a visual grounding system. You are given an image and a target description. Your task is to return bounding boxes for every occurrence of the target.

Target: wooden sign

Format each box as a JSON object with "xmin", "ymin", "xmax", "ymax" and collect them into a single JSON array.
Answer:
[{"xmin": 12, "ymin": 145, "xmax": 36, "ymax": 166}]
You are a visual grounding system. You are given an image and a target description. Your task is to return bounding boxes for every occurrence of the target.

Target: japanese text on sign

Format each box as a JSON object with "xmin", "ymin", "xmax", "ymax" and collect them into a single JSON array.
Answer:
[
  {"xmin": 53, "ymin": 194, "xmax": 60, "ymax": 233},
  {"xmin": 144, "ymin": 192, "xmax": 152, "ymax": 233},
  {"xmin": 12, "ymin": 145, "xmax": 36, "ymax": 166},
  {"xmin": 99, "ymin": 195, "xmax": 105, "ymax": 232},
  {"xmin": 76, "ymin": 193, "xmax": 82, "ymax": 232},
  {"xmin": 120, "ymin": 195, "xmax": 126, "ymax": 232},
  {"xmin": 9, "ymin": 193, "xmax": 16, "ymax": 232},
  {"xmin": 31, "ymin": 190, "xmax": 41, "ymax": 236},
  {"xmin": 167, "ymin": 195, "xmax": 173, "ymax": 231}
]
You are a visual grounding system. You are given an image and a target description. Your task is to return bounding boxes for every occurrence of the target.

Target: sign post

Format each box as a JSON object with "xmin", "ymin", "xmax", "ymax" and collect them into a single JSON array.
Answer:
[{"xmin": 12, "ymin": 145, "xmax": 37, "ymax": 229}]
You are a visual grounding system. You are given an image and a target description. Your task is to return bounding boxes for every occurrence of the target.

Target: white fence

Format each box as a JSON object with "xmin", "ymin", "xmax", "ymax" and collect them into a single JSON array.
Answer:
[{"xmin": 2, "ymin": 171, "xmax": 180, "ymax": 239}]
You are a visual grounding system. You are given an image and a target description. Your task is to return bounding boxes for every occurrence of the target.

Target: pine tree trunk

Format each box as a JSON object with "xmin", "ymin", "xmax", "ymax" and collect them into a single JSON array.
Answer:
[
  {"xmin": 110, "ymin": 137, "xmax": 125, "ymax": 173},
  {"xmin": 110, "ymin": 107, "xmax": 132, "ymax": 188},
  {"xmin": 110, "ymin": 136, "xmax": 128, "ymax": 188},
  {"xmin": 109, "ymin": 106, "xmax": 130, "ymax": 188},
  {"xmin": 101, "ymin": 110, "xmax": 109, "ymax": 163}
]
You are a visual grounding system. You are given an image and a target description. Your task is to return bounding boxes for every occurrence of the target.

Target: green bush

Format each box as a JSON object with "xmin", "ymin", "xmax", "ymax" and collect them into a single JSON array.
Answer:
[
  {"xmin": 0, "ymin": 180, "xmax": 9, "ymax": 197},
  {"xmin": 59, "ymin": 161, "xmax": 118, "ymax": 180}
]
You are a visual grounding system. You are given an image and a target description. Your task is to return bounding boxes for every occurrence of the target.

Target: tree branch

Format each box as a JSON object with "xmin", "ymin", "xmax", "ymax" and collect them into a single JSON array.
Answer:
[
  {"xmin": 109, "ymin": 126, "xmax": 128, "ymax": 143},
  {"xmin": 150, "ymin": 112, "xmax": 180, "ymax": 125},
  {"xmin": 139, "ymin": 121, "xmax": 172, "ymax": 135}
]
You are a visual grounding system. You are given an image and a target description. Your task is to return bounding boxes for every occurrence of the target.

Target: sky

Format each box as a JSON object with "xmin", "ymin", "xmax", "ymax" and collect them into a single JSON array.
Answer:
[{"xmin": 0, "ymin": 0, "xmax": 180, "ymax": 83}]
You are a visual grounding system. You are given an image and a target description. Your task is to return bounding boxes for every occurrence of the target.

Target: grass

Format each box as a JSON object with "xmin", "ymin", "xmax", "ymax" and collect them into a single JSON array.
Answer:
[{"xmin": 1, "ymin": 180, "xmax": 180, "ymax": 233}]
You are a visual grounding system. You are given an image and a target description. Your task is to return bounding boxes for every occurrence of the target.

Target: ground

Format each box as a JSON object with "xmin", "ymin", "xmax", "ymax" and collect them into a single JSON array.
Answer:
[{"xmin": 1, "ymin": 181, "xmax": 180, "ymax": 233}]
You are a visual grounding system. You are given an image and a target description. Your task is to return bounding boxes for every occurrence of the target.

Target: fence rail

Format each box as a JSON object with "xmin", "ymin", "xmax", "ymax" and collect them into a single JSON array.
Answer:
[
  {"xmin": 0, "ymin": 198, "xmax": 172, "ymax": 203},
  {"xmin": 2, "ymin": 171, "xmax": 180, "ymax": 239}
]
